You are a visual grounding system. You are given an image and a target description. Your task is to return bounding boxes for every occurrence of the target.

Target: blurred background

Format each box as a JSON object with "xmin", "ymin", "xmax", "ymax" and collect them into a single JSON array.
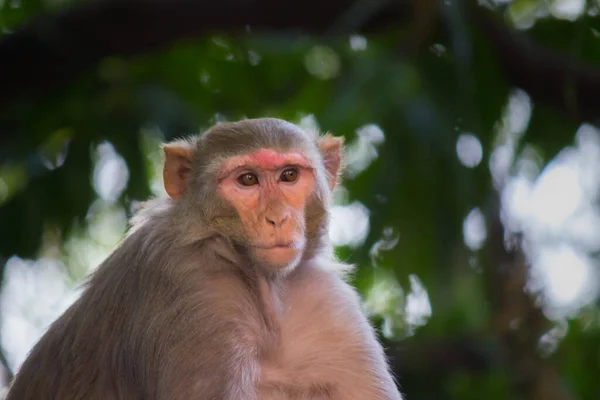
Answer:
[{"xmin": 1, "ymin": 0, "xmax": 599, "ymax": 398}]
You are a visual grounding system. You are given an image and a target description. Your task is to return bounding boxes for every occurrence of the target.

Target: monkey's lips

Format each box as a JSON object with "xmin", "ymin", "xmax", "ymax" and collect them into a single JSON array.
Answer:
[
  {"xmin": 253, "ymin": 241, "xmax": 300, "ymax": 250},
  {"xmin": 260, "ymin": 243, "xmax": 294, "ymax": 249}
]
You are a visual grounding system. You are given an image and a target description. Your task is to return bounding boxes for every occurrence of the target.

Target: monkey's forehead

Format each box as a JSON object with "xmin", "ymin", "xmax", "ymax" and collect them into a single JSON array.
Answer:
[
  {"xmin": 203, "ymin": 118, "xmax": 309, "ymax": 136},
  {"xmin": 198, "ymin": 118, "xmax": 318, "ymax": 156}
]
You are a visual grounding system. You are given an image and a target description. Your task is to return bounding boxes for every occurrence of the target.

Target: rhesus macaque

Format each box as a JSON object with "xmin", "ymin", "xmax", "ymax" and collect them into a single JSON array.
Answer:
[{"xmin": 6, "ymin": 118, "xmax": 403, "ymax": 400}]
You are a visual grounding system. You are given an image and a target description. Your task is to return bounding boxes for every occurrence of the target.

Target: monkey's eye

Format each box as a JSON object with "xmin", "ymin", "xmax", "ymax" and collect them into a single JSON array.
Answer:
[
  {"xmin": 280, "ymin": 168, "xmax": 299, "ymax": 183},
  {"xmin": 237, "ymin": 173, "xmax": 259, "ymax": 186}
]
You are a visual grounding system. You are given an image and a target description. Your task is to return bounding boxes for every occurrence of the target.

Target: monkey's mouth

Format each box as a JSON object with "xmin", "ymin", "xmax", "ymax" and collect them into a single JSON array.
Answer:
[
  {"xmin": 253, "ymin": 242, "xmax": 303, "ymax": 268},
  {"xmin": 254, "ymin": 242, "xmax": 296, "ymax": 250}
]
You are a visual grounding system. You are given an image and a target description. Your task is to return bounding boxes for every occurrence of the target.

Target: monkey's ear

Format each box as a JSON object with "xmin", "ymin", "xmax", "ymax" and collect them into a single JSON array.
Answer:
[
  {"xmin": 162, "ymin": 141, "xmax": 194, "ymax": 200},
  {"xmin": 318, "ymin": 134, "xmax": 344, "ymax": 191}
]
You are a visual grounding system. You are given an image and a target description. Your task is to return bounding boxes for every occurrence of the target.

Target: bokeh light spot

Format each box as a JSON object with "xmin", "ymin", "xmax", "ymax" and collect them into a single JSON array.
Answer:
[
  {"xmin": 92, "ymin": 142, "xmax": 129, "ymax": 204},
  {"xmin": 463, "ymin": 208, "xmax": 487, "ymax": 251},
  {"xmin": 456, "ymin": 133, "xmax": 483, "ymax": 168},
  {"xmin": 329, "ymin": 201, "xmax": 370, "ymax": 248},
  {"xmin": 349, "ymin": 34, "xmax": 368, "ymax": 51},
  {"xmin": 304, "ymin": 45, "xmax": 341, "ymax": 80}
]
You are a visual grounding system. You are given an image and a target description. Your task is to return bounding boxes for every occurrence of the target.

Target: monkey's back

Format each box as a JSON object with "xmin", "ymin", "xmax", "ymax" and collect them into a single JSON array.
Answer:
[
  {"xmin": 5, "ymin": 231, "xmax": 186, "ymax": 400},
  {"xmin": 5, "ymin": 230, "xmax": 254, "ymax": 400},
  {"xmin": 5, "ymin": 298, "xmax": 141, "ymax": 400}
]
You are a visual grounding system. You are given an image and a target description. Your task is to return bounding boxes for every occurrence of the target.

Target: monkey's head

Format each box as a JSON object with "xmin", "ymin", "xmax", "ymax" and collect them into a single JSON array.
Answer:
[{"xmin": 162, "ymin": 118, "xmax": 343, "ymax": 273}]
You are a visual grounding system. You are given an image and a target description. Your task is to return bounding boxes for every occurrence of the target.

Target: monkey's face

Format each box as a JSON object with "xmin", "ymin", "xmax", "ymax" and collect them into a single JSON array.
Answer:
[
  {"xmin": 216, "ymin": 148, "xmax": 315, "ymax": 270},
  {"xmin": 161, "ymin": 119, "xmax": 343, "ymax": 271}
]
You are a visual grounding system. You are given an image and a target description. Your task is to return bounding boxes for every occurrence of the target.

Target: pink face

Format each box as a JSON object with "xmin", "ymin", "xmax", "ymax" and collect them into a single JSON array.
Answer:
[{"xmin": 216, "ymin": 149, "xmax": 315, "ymax": 270}]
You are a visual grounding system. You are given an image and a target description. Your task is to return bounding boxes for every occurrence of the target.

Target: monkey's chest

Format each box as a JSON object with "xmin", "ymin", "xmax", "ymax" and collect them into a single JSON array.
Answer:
[{"xmin": 258, "ymin": 282, "xmax": 360, "ymax": 395}]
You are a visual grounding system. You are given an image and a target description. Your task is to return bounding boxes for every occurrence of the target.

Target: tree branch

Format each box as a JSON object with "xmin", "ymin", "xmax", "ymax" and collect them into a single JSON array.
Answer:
[
  {"xmin": 1, "ymin": 0, "xmax": 600, "ymax": 129},
  {"xmin": 468, "ymin": 5, "xmax": 600, "ymax": 127},
  {"xmin": 0, "ymin": 0, "xmax": 409, "ymax": 110}
]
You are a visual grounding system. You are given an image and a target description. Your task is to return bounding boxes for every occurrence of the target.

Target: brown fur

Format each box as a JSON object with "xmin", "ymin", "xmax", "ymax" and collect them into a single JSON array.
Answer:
[{"xmin": 6, "ymin": 118, "xmax": 402, "ymax": 400}]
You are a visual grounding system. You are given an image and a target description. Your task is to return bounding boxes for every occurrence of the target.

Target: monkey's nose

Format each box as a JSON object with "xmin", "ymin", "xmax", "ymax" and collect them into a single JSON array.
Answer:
[{"xmin": 265, "ymin": 214, "xmax": 287, "ymax": 227}]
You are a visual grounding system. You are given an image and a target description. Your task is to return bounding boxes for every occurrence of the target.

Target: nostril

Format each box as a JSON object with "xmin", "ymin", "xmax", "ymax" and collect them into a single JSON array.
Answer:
[
  {"xmin": 265, "ymin": 215, "xmax": 286, "ymax": 227},
  {"xmin": 266, "ymin": 216, "xmax": 276, "ymax": 226}
]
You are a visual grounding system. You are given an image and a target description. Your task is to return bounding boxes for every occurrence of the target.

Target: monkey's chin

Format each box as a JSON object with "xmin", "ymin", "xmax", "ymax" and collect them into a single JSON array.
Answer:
[{"xmin": 254, "ymin": 245, "xmax": 303, "ymax": 272}]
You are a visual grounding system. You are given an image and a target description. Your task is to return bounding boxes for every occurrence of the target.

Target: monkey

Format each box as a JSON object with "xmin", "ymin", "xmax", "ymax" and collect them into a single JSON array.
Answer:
[{"xmin": 6, "ymin": 118, "xmax": 403, "ymax": 400}]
